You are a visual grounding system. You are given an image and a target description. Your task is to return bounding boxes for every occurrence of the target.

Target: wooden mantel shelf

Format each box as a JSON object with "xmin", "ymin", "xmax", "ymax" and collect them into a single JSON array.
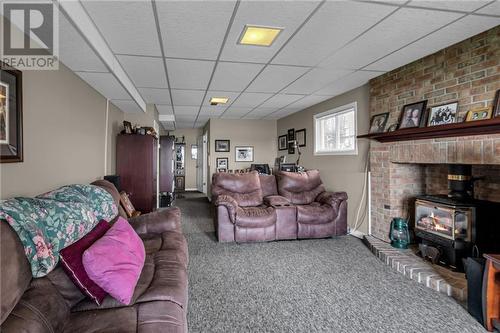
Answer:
[{"xmin": 358, "ymin": 117, "xmax": 500, "ymax": 142}]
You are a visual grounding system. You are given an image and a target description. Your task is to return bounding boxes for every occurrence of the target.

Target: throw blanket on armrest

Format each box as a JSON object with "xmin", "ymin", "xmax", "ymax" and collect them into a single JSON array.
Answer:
[{"xmin": 0, "ymin": 185, "xmax": 118, "ymax": 278}]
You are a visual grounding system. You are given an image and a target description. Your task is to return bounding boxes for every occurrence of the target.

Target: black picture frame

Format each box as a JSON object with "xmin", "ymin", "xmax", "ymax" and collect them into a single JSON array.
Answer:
[
  {"xmin": 216, "ymin": 157, "xmax": 228, "ymax": 171},
  {"xmin": 287, "ymin": 128, "xmax": 295, "ymax": 154},
  {"xmin": 493, "ymin": 89, "xmax": 500, "ymax": 118},
  {"xmin": 369, "ymin": 113, "xmax": 389, "ymax": 134},
  {"xmin": 215, "ymin": 139, "xmax": 230, "ymax": 152},
  {"xmin": 397, "ymin": 100, "xmax": 428, "ymax": 129},
  {"xmin": 295, "ymin": 128, "xmax": 306, "ymax": 147},
  {"xmin": 0, "ymin": 63, "xmax": 23, "ymax": 163},
  {"xmin": 278, "ymin": 135, "xmax": 287, "ymax": 150}
]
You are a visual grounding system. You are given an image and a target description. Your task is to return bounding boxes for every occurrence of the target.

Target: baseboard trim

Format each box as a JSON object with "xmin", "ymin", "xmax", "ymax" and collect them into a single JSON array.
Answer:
[{"xmin": 348, "ymin": 229, "xmax": 365, "ymax": 239}]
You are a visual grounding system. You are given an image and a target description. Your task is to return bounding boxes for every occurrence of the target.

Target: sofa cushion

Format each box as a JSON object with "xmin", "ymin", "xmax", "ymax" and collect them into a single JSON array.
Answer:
[
  {"xmin": 0, "ymin": 223, "xmax": 32, "ymax": 325},
  {"xmin": 72, "ymin": 249, "xmax": 188, "ymax": 312},
  {"xmin": 212, "ymin": 171, "xmax": 263, "ymax": 207},
  {"xmin": 296, "ymin": 203, "xmax": 335, "ymax": 224},
  {"xmin": 140, "ymin": 231, "xmax": 188, "ymax": 267},
  {"xmin": 83, "ymin": 218, "xmax": 145, "ymax": 305},
  {"xmin": 235, "ymin": 206, "xmax": 276, "ymax": 228},
  {"xmin": 276, "ymin": 170, "xmax": 325, "ymax": 205},
  {"xmin": 64, "ymin": 306, "xmax": 137, "ymax": 333},
  {"xmin": 59, "ymin": 220, "xmax": 110, "ymax": 305},
  {"xmin": 1, "ymin": 278, "xmax": 69, "ymax": 333},
  {"xmin": 259, "ymin": 174, "xmax": 278, "ymax": 197}
]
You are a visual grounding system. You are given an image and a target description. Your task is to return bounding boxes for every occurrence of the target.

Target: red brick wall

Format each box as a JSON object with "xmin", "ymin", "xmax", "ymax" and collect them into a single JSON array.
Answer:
[
  {"xmin": 367, "ymin": 26, "xmax": 500, "ymax": 241},
  {"xmin": 369, "ymin": 26, "xmax": 499, "ymax": 124}
]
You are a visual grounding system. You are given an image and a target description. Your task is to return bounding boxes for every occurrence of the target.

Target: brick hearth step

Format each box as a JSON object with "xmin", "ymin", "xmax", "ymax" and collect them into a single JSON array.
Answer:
[{"xmin": 363, "ymin": 235, "xmax": 467, "ymax": 305}]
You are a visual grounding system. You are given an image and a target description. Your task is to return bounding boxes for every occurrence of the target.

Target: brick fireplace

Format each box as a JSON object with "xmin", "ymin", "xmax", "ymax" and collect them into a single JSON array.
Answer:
[
  {"xmin": 367, "ymin": 26, "xmax": 500, "ymax": 241},
  {"xmin": 369, "ymin": 135, "xmax": 500, "ymax": 241}
]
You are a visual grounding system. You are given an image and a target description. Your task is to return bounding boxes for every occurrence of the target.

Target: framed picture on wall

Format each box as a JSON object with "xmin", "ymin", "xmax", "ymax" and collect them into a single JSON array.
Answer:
[
  {"xmin": 216, "ymin": 157, "xmax": 228, "ymax": 171},
  {"xmin": 278, "ymin": 135, "xmax": 287, "ymax": 150},
  {"xmin": 398, "ymin": 100, "xmax": 427, "ymax": 129},
  {"xmin": 295, "ymin": 129, "xmax": 306, "ymax": 147},
  {"xmin": 287, "ymin": 128, "xmax": 295, "ymax": 154},
  {"xmin": 235, "ymin": 146, "xmax": 254, "ymax": 162},
  {"xmin": 215, "ymin": 139, "xmax": 230, "ymax": 152},
  {"xmin": 0, "ymin": 63, "xmax": 23, "ymax": 163}
]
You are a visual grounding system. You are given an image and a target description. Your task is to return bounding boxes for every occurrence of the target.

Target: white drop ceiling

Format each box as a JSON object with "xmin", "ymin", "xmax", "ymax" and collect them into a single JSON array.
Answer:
[{"xmin": 54, "ymin": 0, "xmax": 500, "ymax": 129}]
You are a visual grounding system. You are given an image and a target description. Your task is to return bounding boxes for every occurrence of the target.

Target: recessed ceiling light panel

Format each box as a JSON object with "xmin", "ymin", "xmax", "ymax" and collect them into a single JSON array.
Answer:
[
  {"xmin": 210, "ymin": 97, "xmax": 229, "ymax": 105},
  {"xmin": 238, "ymin": 25, "xmax": 283, "ymax": 47}
]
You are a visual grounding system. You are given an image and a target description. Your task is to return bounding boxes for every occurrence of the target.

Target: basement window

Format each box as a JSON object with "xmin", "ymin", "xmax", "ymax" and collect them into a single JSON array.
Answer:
[{"xmin": 314, "ymin": 102, "xmax": 357, "ymax": 155}]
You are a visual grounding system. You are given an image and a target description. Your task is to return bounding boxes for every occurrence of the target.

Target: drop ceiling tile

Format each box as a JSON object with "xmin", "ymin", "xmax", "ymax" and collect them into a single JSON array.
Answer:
[
  {"xmin": 365, "ymin": 15, "xmax": 500, "ymax": 71},
  {"xmin": 59, "ymin": 15, "xmax": 108, "ymax": 72},
  {"xmin": 174, "ymin": 106, "xmax": 200, "ymax": 115},
  {"xmin": 117, "ymin": 55, "xmax": 167, "ymax": 88},
  {"xmin": 259, "ymin": 94, "xmax": 305, "ymax": 108},
  {"xmin": 242, "ymin": 114, "xmax": 264, "ymax": 120},
  {"xmin": 220, "ymin": 107, "xmax": 253, "ymax": 119},
  {"xmin": 171, "ymin": 90, "xmax": 205, "ymax": 106},
  {"xmin": 220, "ymin": 1, "xmax": 318, "ymax": 63},
  {"xmin": 166, "ymin": 59, "xmax": 215, "ymax": 90},
  {"xmin": 281, "ymin": 68, "xmax": 353, "ymax": 94},
  {"xmin": 111, "ymin": 100, "xmax": 143, "ymax": 113},
  {"xmin": 195, "ymin": 120, "xmax": 209, "ymax": 128},
  {"xmin": 246, "ymin": 65, "xmax": 310, "ymax": 93},
  {"xmin": 82, "ymin": 1, "xmax": 161, "ymax": 56},
  {"xmin": 321, "ymin": 7, "xmax": 462, "ymax": 70},
  {"xmin": 156, "ymin": 1, "xmax": 236, "ymax": 60},
  {"xmin": 231, "ymin": 92, "xmax": 274, "ymax": 108},
  {"xmin": 175, "ymin": 114, "xmax": 196, "ymax": 122},
  {"xmin": 139, "ymin": 88, "xmax": 171, "ymax": 104},
  {"xmin": 475, "ymin": 1, "xmax": 500, "ymax": 15},
  {"xmin": 210, "ymin": 62, "xmax": 265, "ymax": 91},
  {"xmin": 409, "ymin": 0, "xmax": 490, "ymax": 12},
  {"xmin": 272, "ymin": 1, "xmax": 396, "ymax": 66},
  {"xmin": 200, "ymin": 106, "xmax": 227, "ymax": 117},
  {"xmin": 314, "ymin": 71, "xmax": 381, "ymax": 96},
  {"xmin": 156, "ymin": 104, "xmax": 174, "ymax": 115},
  {"xmin": 286, "ymin": 94, "xmax": 332, "ymax": 109},
  {"xmin": 77, "ymin": 72, "xmax": 130, "ymax": 100},
  {"xmin": 175, "ymin": 121, "xmax": 194, "ymax": 129},
  {"xmin": 203, "ymin": 91, "xmax": 241, "ymax": 107}
]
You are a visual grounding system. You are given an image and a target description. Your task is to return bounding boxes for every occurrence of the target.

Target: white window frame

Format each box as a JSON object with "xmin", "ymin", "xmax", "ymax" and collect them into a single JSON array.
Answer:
[{"xmin": 313, "ymin": 101, "xmax": 358, "ymax": 156}]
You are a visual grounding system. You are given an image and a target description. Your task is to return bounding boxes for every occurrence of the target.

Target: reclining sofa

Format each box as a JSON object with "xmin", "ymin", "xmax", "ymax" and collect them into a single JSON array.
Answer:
[
  {"xmin": 0, "ymin": 180, "xmax": 188, "ymax": 333},
  {"xmin": 212, "ymin": 170, "xmax": 347, "ymax": 243}
]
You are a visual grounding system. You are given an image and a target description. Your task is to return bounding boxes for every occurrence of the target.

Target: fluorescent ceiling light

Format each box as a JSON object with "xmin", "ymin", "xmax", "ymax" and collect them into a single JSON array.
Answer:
[
  {"xmin": 210, "ymin": 97, "xmax": 229, "ymax": 105},
  {"xmin": 239, "ymin": 25, "xmax": 282, "ymax": 47}
]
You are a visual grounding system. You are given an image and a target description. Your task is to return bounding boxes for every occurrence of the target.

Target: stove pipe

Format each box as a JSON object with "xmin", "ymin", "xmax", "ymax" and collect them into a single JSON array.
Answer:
[{"xmin": 448, "ymin": 164, "xmax": 473, "ymax": 199}]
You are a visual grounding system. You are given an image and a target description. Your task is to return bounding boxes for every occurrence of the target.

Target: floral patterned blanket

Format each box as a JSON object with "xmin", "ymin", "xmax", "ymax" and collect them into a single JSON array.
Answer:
[{"xmin": 0, "ymin": 184, "xmax": 118, "ymax": 277}]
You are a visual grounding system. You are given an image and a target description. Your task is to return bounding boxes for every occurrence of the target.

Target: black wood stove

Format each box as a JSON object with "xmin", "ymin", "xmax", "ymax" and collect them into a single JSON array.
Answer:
[{"xmin": 414, "ymin": 165, "xmax": 500, "ymax": 271}]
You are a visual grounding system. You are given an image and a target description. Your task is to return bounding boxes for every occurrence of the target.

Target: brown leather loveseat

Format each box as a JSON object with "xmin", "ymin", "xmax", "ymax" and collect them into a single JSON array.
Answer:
[
  {"xmin": 212, "ymin": 170, "xmax": 347, "ymax": 243},
  {"xmin": 0, "ymin": 180, "xmax": 188, "ymax": 333}
]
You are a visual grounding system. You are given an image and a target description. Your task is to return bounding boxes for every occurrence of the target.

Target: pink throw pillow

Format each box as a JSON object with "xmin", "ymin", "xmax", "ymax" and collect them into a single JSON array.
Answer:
[
  {"xmin": 60, "ymin": 220, "xmax": 110, "ymax": 305},
  {"xmin": 82, "ymin": 217, "xmax": 145, "ymax": 305}
]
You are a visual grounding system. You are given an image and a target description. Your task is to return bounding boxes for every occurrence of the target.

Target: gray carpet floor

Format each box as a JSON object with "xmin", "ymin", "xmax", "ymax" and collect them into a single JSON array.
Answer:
[{"xmin": 176, "ymin": 192, "xmax": 486, "ymax": 333}]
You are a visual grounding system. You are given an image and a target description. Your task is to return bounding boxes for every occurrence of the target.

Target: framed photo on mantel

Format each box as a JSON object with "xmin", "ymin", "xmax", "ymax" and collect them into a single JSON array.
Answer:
[{"xmin": 0, "ymin": 63, "xmax": 23, "ymax": 163}]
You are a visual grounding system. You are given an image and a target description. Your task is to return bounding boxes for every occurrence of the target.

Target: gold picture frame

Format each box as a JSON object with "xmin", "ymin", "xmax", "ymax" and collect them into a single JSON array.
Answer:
[{"xmin": 465, "ymin": 107, "xmax": 492, "ymax": 122}]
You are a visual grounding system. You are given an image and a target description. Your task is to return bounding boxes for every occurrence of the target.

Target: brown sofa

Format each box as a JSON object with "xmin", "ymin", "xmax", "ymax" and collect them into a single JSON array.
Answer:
[
  {"xmin": 212, "ymin": 170, "xmax": 347, "ymax": 243},
  {"xmin": 0, "ymin": 180, "xmax": 188, "ymax": 333}
]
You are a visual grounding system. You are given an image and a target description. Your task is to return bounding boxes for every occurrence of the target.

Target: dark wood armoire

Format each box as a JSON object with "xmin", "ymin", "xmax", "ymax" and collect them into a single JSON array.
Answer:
[{"xmin": 116, "ymin": 134, "xmax": 157, "ymax": 213}]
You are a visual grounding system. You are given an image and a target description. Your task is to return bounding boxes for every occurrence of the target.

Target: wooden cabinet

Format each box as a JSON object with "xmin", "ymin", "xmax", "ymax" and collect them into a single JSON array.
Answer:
[{"xmin": 116, "ymin": 134, "xmax": 157, "ymax": 213}]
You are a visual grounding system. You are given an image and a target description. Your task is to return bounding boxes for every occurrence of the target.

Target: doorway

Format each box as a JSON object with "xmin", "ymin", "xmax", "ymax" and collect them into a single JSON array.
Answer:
[{"xmin": 196, "ymin": 132, "xmax": 208, "ymax": 195}]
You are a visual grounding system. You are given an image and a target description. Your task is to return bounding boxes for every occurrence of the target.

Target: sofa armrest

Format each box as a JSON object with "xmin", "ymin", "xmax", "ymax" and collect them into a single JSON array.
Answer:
[
  {"xmin": 214, "ymin": 195, "xmax": 239, "ymax": 223},
  {"xmin": 128, "ymin": 207, "xmax": 181, "ymax": 235},
  {"xmin": 316, "ymin": 191, "xmax": 348, "ymax": 211},
  {"xmin": 264, "ymin": 195, "xmax": 291, "ymax": 207}
]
